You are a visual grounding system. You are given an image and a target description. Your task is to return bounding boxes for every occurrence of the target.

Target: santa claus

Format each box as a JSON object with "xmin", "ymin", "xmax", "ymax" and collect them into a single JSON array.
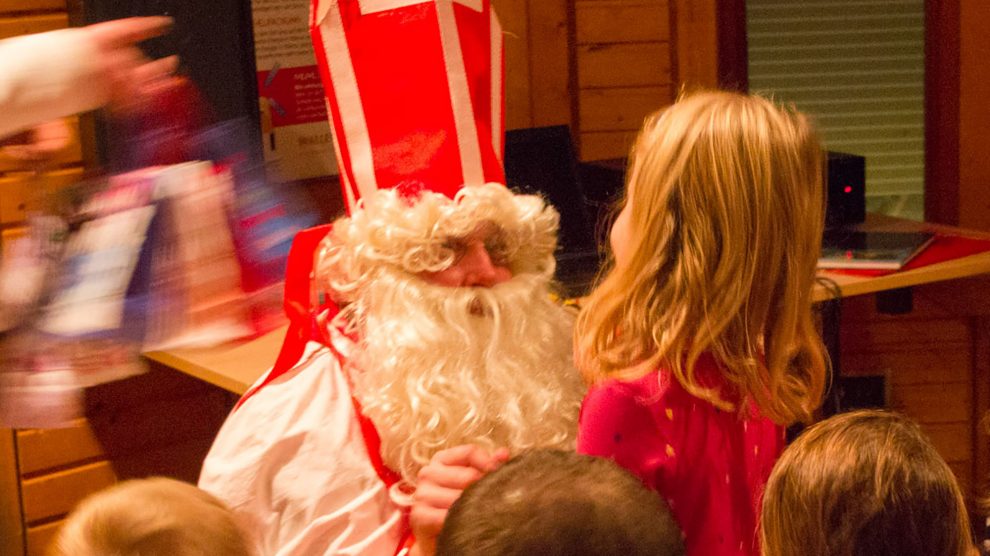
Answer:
[{"xmin": 198, "ymin": 1, "xmax": 585, "ymax": 554}]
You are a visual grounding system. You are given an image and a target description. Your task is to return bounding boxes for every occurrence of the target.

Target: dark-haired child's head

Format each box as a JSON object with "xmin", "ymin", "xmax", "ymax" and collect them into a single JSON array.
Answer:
[
  {"xmin": 436, "ymin": 449, "xmax": 685, "ymax": 556},
  {"xmin": 761, "ymin": 410, "xmax": 973, "ymax": 556}
]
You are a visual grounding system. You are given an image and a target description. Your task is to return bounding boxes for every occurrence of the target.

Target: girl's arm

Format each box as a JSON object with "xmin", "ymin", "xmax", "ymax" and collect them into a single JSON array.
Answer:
[{"xmin": 577, "ymin": 381, "xmax": 667, "ymax": 488}]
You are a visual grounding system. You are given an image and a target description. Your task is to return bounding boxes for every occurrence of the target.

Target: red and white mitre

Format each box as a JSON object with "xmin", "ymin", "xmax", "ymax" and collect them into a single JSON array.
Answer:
[{"xmin": 310, "ymin": 0, "xmax": 505, "ymax": 210}]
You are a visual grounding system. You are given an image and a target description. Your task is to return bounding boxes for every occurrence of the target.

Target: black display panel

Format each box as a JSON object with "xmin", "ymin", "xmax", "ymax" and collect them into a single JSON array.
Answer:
[{"xmin": 78, "ymin": 0, "xmax": 262, "ymax": 163}]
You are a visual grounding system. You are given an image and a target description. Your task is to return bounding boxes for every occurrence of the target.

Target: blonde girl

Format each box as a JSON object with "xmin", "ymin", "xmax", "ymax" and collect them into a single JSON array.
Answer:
[
  {"xmin": 761, "ymin": 410, "xmax": 974, "ymax": 556},
  {"xmin": 575, "ymin": 90, "xmax": 828, "ymax": 556}
]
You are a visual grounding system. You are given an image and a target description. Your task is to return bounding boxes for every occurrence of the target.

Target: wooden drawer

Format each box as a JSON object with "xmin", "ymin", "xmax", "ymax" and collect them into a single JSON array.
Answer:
[
  {"xmin": 26, "ymin": 520, "xmax": 61, "ymax": 556},
  {"xmin": 0, "ymin": 14, "xmax": 67, "ymax": 39},
  {"xmin": 0, "ymin": 168, "xmax": 85, "ymax": 225},
  {"xmin": 841, "ymin": 318, "xmax": 972, "ymax": 352},
  {"xmin": 0, "ymin": 174, "xmax": 29, "ymax": 225},
  {"xmin": 17, "ymin": 418, "xmax": 104, "ymax": 476},
  {"xmin": 21, "ymin": 461, "xmax": 116, "ymax": 523},
  {"xmin": 841, "ymin": 345, "xmax": 971, "ymax": 385},
  {"xmin": 0, "ymin": 1, "xmax": 65, "ymax": 16},
  {"xmin": 0, "ymin": 117, "xmax": 84, "ymax": 172}
]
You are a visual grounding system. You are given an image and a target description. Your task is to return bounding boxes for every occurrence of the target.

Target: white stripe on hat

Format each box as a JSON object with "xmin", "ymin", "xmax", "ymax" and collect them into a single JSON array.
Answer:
[
  {"xmin": 321, "ymin": 3, "xmax": 380, "ymax": 203},
  {"xmin": 490, "ymin": 9, "xmax": 503, "ymax": 162},
  {"xmin": 436, "ymin": 0, "xmax": 485, "ymax": 187},
  {"xmin": 358, "ymin": 0, "xmax": 482, "ymax": 14}
]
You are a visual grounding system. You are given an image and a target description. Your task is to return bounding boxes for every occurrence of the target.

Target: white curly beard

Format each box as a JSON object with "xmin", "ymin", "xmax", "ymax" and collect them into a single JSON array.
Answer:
[{"xmin": 343, "ymin": 268, "xmax": 586, "ymax": 486}]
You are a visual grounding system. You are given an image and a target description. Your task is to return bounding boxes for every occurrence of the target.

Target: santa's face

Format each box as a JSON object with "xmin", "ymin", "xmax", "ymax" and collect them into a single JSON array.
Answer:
[
  {"xmin": 417, "ymin": 221, "xmax": 513, "ymax": 288},
  {"xmin": 318, "ymin": 185, "xmax": 586, "ymax": 485}
]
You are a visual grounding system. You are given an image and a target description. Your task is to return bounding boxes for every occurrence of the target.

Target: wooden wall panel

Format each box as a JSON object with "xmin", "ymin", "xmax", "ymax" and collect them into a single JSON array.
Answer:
[
  {"xmin": 890, "ymin": 382, "xmax": 971, "ymax": 424},
  {"xmin": 579, "ymin": 86, "xmax": 670, "ymax": 132},
  {"xmin": 924, "ymin": 422, "xmax": 972, "ymax": 464},
  {"xmin": 527, "ymin": 0, "xmax": 571, "ymax": 127},
  {"xmin": 577, "ymin": 42, "xmax": 670, "ymax": 88},
  {"xmin": 494, "ymin": 0, "xmax": 572, "ymax": 131},
  {"xmin": 573, "ymin": 0, "xmax": 673, "ymax": 161},
  {"xmin": 672, "ymin": 0, "xmax": 718, "ymax": 90},
  {"xmin": 949, "ymin": 461, "xmax": 973, "ymax": 498},
  {"xmin": 956, "ymin": 0, "xmax": 990, "ymax": 230},
  {"xmin": 926, "ymin": 0, "xmax": 990, "ymax": 231},
  {"xmin": 494, "ymin": 0, "xmax": 532, "ymax": 130},
  {"xmin": 575, "ymin": 0, "xmax": 669, "ymax": 44}
]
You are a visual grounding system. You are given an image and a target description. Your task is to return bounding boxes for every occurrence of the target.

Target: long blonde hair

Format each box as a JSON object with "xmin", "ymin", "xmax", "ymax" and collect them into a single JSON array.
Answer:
[
  {"xmin": 576, "ymin": 90, "xmax": 827, "ymax": 424},
  {"xmin": 760, "ymin": 410, "xmax": 974, "ymax": 556}
]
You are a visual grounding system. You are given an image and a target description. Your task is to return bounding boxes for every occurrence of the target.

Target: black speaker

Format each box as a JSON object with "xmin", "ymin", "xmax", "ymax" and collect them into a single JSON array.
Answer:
[
  {"xmin": 503, "ymin": 126, "xmax": 603, "ymax": 295},
  {"xmin": 826, "ymin": 151, "xmax": 866, "ymax": 229}
]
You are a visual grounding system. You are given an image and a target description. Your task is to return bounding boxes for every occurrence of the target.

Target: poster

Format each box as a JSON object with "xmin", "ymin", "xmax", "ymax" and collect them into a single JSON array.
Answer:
[{"xmin": 252, "ymin": 0, "xmax": 338, "ymax": 181}]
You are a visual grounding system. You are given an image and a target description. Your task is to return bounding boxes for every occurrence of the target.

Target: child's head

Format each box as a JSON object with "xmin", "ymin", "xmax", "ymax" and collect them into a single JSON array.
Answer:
[
  {"xmin": 435, "ymin": 449, "xmax": 685, "ymax": 556},
  {"xmin": 761, "ymin": 410, "xmax": 973, "ymax": 556},
  {"xmin": 49, "ymin": 477, "xmax": 253, "ymax": 556},
  {"xmin": 576, "ymin": 89, "xmax": 827, "ymax": 424}
]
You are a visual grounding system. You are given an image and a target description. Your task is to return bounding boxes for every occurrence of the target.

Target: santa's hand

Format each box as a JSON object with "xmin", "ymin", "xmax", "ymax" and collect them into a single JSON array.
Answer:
[{"xmin": 409, "ymin": 444, "xmax": 509, "ymax": 556}]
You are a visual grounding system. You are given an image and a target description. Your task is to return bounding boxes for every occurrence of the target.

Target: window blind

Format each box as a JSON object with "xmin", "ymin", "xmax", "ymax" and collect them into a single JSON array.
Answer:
[{"xmin": 746, "ymin": 0, "xmax": 925, "ymax": 220}]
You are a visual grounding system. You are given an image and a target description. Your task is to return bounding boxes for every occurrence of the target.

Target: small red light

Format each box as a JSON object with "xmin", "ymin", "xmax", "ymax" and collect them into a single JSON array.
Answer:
[
  {"xmin": 845, "ymin": 250, "xmax": 853, "ymax": 259},
  {"xmin": 844, "ymin": 186, "xmax": 853, "ymax": 194}
]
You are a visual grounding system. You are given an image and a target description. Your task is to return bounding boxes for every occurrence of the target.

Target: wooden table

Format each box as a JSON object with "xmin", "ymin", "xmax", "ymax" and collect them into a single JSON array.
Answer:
[
  {"xmin": 144, "ymin": 326, "xmax": 288, "ymax": 396},
  {"xmin": 813, "ymin": 216, "xmax": 990, "ymax": 301}
]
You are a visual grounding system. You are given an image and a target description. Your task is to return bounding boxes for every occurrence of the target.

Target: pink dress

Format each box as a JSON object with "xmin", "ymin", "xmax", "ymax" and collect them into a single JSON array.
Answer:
[{"xmin": 577, "ymin": 353, "xmax": 785, "ymax": 556}]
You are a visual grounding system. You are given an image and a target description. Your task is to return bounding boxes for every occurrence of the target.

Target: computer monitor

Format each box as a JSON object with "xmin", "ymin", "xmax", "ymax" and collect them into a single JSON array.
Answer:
[{"xmin": 503, "ymin": 126, "xmax": 601, "ymax": 294}]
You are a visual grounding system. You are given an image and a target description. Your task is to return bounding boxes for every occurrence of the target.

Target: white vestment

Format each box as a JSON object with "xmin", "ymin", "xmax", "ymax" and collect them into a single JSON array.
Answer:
[{"xmin": 199, "ymin": 335, "xmax": 404, "ymax": 556}]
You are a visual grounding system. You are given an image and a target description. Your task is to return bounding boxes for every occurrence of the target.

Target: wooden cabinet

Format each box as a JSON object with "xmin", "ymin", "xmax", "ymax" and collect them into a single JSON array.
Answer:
[
  {"xmin": 838, "ymin": 275, "xmax": 990, "ymax": 501},
  {"xmin": 0, "ymin": 365, "xmax": 236, "ymax": 556},
  {"xmin": 0, "ymin": 420, "xmax": 115, "ymax": 556}
]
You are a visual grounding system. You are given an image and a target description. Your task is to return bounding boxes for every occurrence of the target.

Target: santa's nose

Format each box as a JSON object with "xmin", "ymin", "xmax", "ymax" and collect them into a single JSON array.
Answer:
[{"xmin": 460, "ymin": 241, "xmax": 509, "ymax": 287}]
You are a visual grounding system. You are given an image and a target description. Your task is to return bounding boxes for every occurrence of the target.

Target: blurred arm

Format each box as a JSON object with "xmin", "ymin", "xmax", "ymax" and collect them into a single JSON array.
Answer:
[{"xmin": 0, "ymin": 29, "xmax": 109, "ymax": 139}]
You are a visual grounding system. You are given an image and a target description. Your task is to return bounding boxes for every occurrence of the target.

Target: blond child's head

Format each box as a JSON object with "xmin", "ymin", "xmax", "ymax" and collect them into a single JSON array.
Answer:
[
  {"xmin": 49, "ymin": 477, "xmax": 253, "ymax": 556},
  {"xmin": 761, "ymin": 410, "xmax": 973, "ymax": 556},
  {"xmin": 576, "ymin": 89, "xmax": 827, "ymax": 425}
]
